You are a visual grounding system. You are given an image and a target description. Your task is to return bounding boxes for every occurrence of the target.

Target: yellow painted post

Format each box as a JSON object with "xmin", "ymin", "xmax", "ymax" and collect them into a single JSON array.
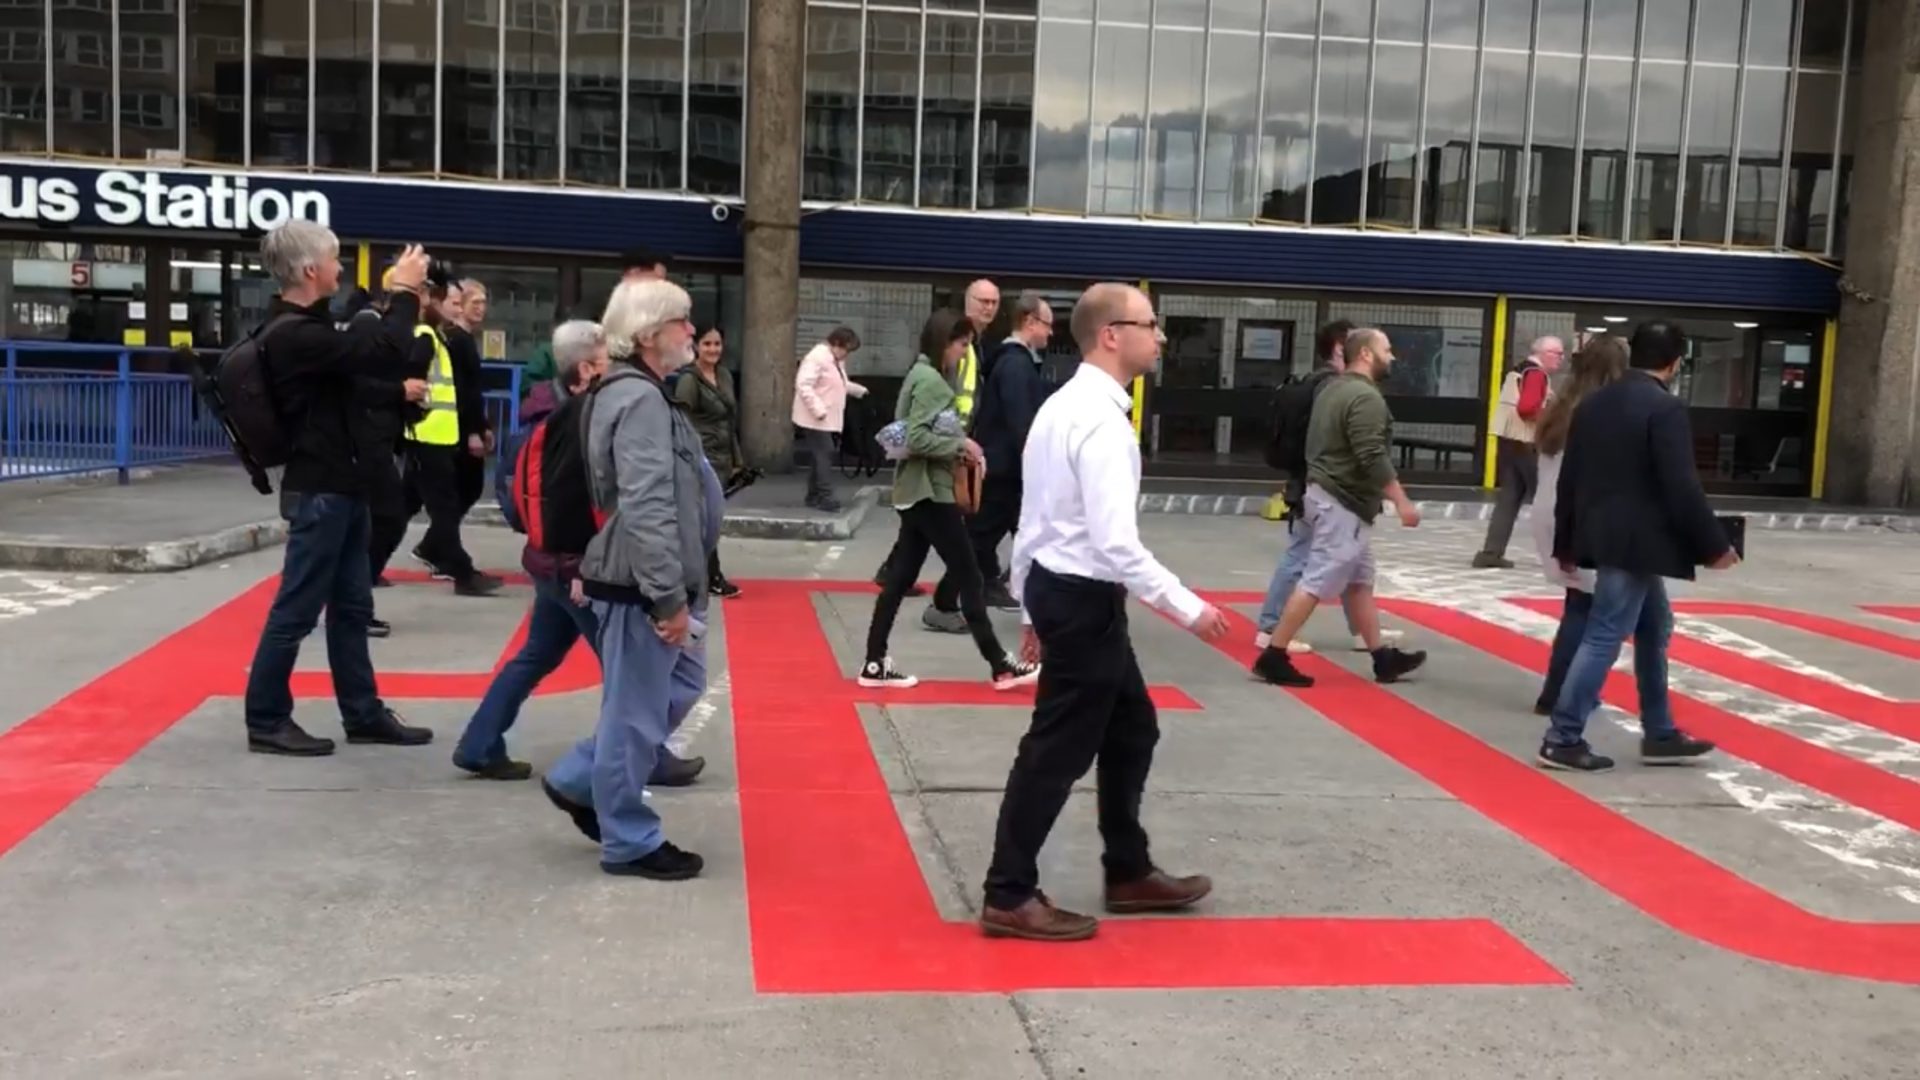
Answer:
[
  {"xmin": 356, "ymin": 243, "xmax": 371, "ymax": 290},
  {"xmin": 1810, "ymin": 318, "xmax": 1838, "ymax": 500},
  {"xmin": 1481, "ymin": 296, "xmax": 1510, "ymax": 489}
]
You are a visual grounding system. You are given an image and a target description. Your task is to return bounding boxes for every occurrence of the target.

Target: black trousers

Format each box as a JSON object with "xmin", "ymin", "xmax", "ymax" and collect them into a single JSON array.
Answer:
[
  {"xmin": 932, "ymin": 478, "xmax": 1020, "ymax": 611},
  {"xmin": 456, "ymin": 452, "xmax": 486, "ymax": 516},
  {"xmin": 1479, "ymin": 436, "xmax": 1538, "ymax": 558},
  {"xmin": 400, "ymin": 442, "xmax": 478, "ymax": 581},
  {"xmin": 866, "ymin": 500, "xmax": 1006, "ymax": 668},
  {"xmin": 983, "ymin": 562, "xmax": 1157, "ymax": 911},
  {"xmin": 363, "ymin": 445, "xmax": 408, "ymax": 584}
]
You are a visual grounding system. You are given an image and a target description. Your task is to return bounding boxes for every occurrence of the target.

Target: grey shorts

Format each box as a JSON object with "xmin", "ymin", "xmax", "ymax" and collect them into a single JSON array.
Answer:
[{"xmin": 1297, "ymin": 484, "xmax": 1376, "ymax": 600}]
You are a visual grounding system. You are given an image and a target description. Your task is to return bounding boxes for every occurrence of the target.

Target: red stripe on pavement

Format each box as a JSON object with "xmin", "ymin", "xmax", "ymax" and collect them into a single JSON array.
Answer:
[
  {"xmin": 1864, "ymin": 606, "xmax": 1920, "ymax": 626},
  {"xmin": 1670, "ymin": 601, "xmax": 1920, "ymax": 662}
]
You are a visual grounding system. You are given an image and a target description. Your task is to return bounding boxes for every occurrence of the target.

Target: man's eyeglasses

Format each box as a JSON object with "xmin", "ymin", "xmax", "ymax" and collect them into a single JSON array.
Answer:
[{"xmin": 1107, "ymin": 318, "xmax": 1160, "ymax": 332}]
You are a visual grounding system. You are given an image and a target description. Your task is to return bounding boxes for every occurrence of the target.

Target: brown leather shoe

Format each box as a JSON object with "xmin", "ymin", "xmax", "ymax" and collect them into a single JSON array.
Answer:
[
  {"xmin": 979, "ymin": 892, "xmax": 1098, "ymax": 942},
  {"xmin": 1104, "ymin": 870, "xmax": 1213, "ymax": 914}
]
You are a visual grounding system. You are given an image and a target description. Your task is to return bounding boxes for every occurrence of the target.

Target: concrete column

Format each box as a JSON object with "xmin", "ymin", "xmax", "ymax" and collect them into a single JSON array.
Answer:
[
  {"xmin": 739, "ymin": 0, "xmax": 806, "ymax": 472},
  {"xmin": 1829, "ymin": 0, "xmax": 1920, "ymax": 508}
]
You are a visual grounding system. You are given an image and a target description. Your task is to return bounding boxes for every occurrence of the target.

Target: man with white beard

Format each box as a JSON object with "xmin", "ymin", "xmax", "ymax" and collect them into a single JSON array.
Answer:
[{"xmin": 540, "ymin": 278, "xmax": 719, "ymax": 881}]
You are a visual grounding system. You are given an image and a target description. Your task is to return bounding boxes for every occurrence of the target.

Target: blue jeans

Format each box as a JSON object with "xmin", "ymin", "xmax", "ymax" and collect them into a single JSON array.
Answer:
[
  {"xmin": 454, "ymin": 576, "xmax": 598, "ymax": 769},
  {"xmin": 546, "ymin": 600, "xmax": 708, "ymax": 863},
  {"xmin": 1257, "ymin": 517, "xmax": 1361, "ymax": 635},
  {"xmin": 1537, "ymin": 588, "xmax": 1593, "ymax": 710},
  {"xmin": 244, "ymin": 491, "xmax": 384, "ymax": 733},
  {"xmin": 1545, "ymin": 569, "xmax": 1679, "ymax": 747}
]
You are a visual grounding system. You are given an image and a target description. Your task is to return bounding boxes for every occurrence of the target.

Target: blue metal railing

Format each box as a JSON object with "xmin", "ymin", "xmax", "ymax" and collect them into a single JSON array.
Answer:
[{"xmin": 2, "ymin": 343, "xmax": 231, "ymax": 484}]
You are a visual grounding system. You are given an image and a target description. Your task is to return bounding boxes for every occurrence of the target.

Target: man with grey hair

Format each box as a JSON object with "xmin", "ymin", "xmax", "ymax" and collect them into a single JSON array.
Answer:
[
  {"xmin": 243, "ymin": 222, "xmax": 435, "ymax": 757},
  {"xmin": 541, "ymin": 280, "xmax": 721, "ymax": 879},
  {"xmin": 1475, "ymin": 335, "xmax": 1563, "ymax": 568}
]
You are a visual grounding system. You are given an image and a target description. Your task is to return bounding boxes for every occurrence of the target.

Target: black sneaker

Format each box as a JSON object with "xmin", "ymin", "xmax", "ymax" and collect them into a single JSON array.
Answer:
[
  {"xmin": 542, "ymin": 778, "xmax": 600, "ymax": 841},
  {"xmin": 1251, "ymin": 647, "xmax": 1314, "ymax": 687},
  {"xmin": 1537, "ymin": 741, "xmax": 1615, "ymax": 772},
  {"xmin": 650, "ymin": 749, "xmax": 707, "ymax": 787},
  {"xmin": 344, "ymin": 707, "xmax": 434, "ymax": 746},
  {"xmin": 1641, "ymin": 731, "xmax": 1715, "ymax": 765},
  {"xmin": 248, "ymin": 721, "xmax": 336, "ymax": 757},
  {"xmin": 455, "ymin": 572, "xmax": 504, "ymax": 597},
  {"xmin": 373, "ymin": 575, "xmax": 394, "ymax": 589},
  {"xmin": 458, "ymin": 757, "xmax": 533, "ymax": 781},
  {"xmin": 412, "ymin": 546, "xmax": 452, "ymax": 580},
  {"xmin": 1372, "ymin": 647, "xmax": 1427, "ymax": 684},
  {"xmin": 992, "ymin": 658, "xmax": 1041, "ymax": 691},
  {"xmin": 857, "ymin": 657, "xmax": 919, "ymax": 689},
  {"xmin": 1471, "ymin": 552, "xmax": 1516, "ymax": 570},
  {"xmin": 367, "ymin": 618, "xmax": 392, "ymax": 639},
  {"xmin": 983, "ymin": 582, "xmax": 1022, "ymax": 612},
  {"xmin": 710, "ymin": 577, "xmax": 742, "ymax": 599},
  {"xmin": 603, "ymin": 840, "xmax": 704, "ymax": 881}
]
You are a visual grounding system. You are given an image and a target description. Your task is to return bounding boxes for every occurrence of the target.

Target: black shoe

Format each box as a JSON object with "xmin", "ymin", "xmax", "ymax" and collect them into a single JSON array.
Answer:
[
  {"xmin": 710, "ymin": 577, "xmax": 742, "ymax": 599},
  {"xmin": 542, "ymin": 778, "xmax": 600, "ymax": 842},
  {"xmin": 458, "ymin": 757, "xmax": 533, "ymax": 781},
  {"xmin": 1251, "ymin": 646, "xmax": 1314, "ymax": 687},
  {"xmin": 809, "ymin": 495, "xmax": 843, "ymax": 513},
  {"xmin": 650, "ymin": 749, "xmax": 707, "ymax": 787},
  {"xmin": 344, "ymin": 707, "xmax": 434, "ymax": 746},
  {"xmin": 1641, "ymin": 731, "xmax": 1715, "ymax": 765},
  {"xmin": 602, "ymin": 840, "xmax": 705, "ymax": 881},
  {"xmin": 373, "ymin": 575, "xmax": 394, "ymax": 589},
  {"xmin": 1471, "ymin": 552, "xmax": 1516, "ymax": 570},
  {"xmin": 1372, "ymin": 647, "xmax": 1427, "ymax": 684},
  {"xmin": 455, "ymin": 572, "xmax": 504, "ymax": 597},
  {"xmin": 1538, "ymin": 741, "xmax": 1615, "ymax": 772},
  {"xmin": 367, "ymin": 618, "xmax": 392, "ymax": 639},
  {"xmin": 413, "ymin": 546, "xmax": 451, "ymax": 581},
  {"xmin": 983, "ymin": 583, "xmax": 1021, "ymax": 611},
  {"xmin": 248, "ymin": 721, "xmax": 336, "ymax": 757}
]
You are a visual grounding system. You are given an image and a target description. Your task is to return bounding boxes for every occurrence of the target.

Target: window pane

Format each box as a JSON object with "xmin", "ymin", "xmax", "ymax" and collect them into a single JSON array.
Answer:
[
  {"xmin": 1529, "ymin": 59, "xmax": 1579, "ymax": 235},
  {"xmin": 1266, "ymin": 0, "xmax": 1318, "ymax": 35},
  {"xmin": 978, "ymin": 18, "xmax": 1035, "ymax": 208},
  {"xmin": 1090, "ymin": 25, "xmax": 1148, "ymax": 215},
  {"xmin": 1748, "ymin": 0, "xmax": 1795, "ymax": 67},
  {"xmin": 986, "ymin": 0, "xmax": 1038, "ymax": 14},
  {"xmin": 379, "ymin": 0, "xmax": 436, "ymax": 172},
  {"xmin": 1200, "ymin": 30, "xmax": 1259, "ymax": 219},
  {"xmin": 1797, "ymin": 0, "xmax": 1847, "ymax": 66},
  {"xmin": 1693, "ymin": 0, "xmax": 1742, "ymax": 63},
  {"xmin": 503, "ymin": 0, "xmax": 560, "ymax": 180},
  {"xmin": 1157, "ymin": 0, "xmax": 1206, "ymax": 29},
  {"xmin": 1031, "ymin": 19, "xmax": 1090, "ymax": 211},
  {"xmin": 1629, "ymin": 60, "xmax": 1683, "ymax": 240},
  {"xmin": 1310, "ymin": 39, "xmax": 1366, "ymax": 225},
  {"xmin": 49, "ymin": 0, "xmax": 112, "ymax": 158},
  {"xmin": 862, "ymin": 10, "xmax": 917, "ymax": 204},
  {"xmin": 1580, "ymin": 57, "xmax": 1632, "ymax": 236},
  {"xmin": 1783, "ymin": 69, "xmax": 1835, "ymax": 250},
  {"xmin": 1485, "ymin": 0, "xmax": 1533, "ymax": 49},
  {"xmin": 0, "ymin": 1, "xmax": 48, "ymax": 154},
  {"xmin": 1430, "ymin": 0, "xmax": 1479, "ymax": 46},
  {"xmin": 626, "ymin": 0, "xmax": 684, "ymax": 188},
  {"xmin": 687, "ymin": 0, "xmax": 745, "ymax": 196},
  {"xmin": 1378, "ymin": 0, "xmax": 1427, "ymax": 42},
  {"xmin": 921, "ymin": 15, "xmax": 978, "ymax": 209},
  {"xmin": 1681, "ymin": 64, "xmax": 1736, "ymax": 242},
  {"xmin": 1590, "ymin": 0, "xmax": 1640, "ymax": 57},
  {"xmin": 1640, "ymin": 0, "xmax": 1689, "ymax": 61},
  {"xmin": 121, "ymin": 0, "xmax": 182, "ymax": 159},
  {"xmin": 1423, "ymin": 47, "xmax": 1475, "ymax": 230},
  {"xmin": 1212, "ymin": 0, "xmax": 1262, "ymax": 34},
  {"xmin": 313, "ymin": 0, "xmax": 372, "ymax": 169},
  {"xmin": 1322, "ymin": 0, "xmax": 1369, "ymax": 38},
  {"xmin": 565, "ymin": 0, "xmax": 626, "ymax": 186},
  {"xmin": 1537, "ymin": 0, "xmax": 1588, "ymax": 48},
  {"xmin": 1833, "ymin": 57, "xmax": 1858, "ymax": 256},
  {"xmin": 1732, "ymin": 68, "xmax": 1788, "ymax": 246},
  {"xmin": 1475, "ymin": 49, "xmax": 1527, "ymax": 233},
  {"xmin": 185, "ymin": 0, "xmax": 243, "ymax": 164},
  {"xmin": 1367, "ymin": 43, "xmax": 1422, "ymax": 227},
  {"xmin": 1147, "ymin": 28, "xmax": 1203, "ymax": 217},
  {"xmin": 250, "ymin": 0, "xmax": 309, "ymax": 166},
  {"xmin": 803, "ymin": 7, "xmax": 859, "ymax": 201},
  {"xmin": 442, "ymin": 0, "xmax": 498, "ymax": 179},
  {"xmin": 1259, "ymin": 35, "xmax": 1312, "ymax": 220}
]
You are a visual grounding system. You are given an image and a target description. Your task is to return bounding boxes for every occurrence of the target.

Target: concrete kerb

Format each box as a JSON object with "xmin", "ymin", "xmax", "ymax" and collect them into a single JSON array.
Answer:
[
  {"xmin": 0, "ymin": 517, "xmax": 288, "ymax": 574},
  {"xmin": 466, "ymin": 484, "xmax": 886, "ymax": 542},
  {"xmin": 1136, "ymin": 493, "xmax": 1920, "ymax": 533}
]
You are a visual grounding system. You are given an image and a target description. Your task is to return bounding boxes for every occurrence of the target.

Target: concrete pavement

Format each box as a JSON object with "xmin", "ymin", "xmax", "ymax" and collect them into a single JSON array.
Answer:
[{"xmin": 1, "ymin": 515, "xmax": 1918, "ymax": 1077}]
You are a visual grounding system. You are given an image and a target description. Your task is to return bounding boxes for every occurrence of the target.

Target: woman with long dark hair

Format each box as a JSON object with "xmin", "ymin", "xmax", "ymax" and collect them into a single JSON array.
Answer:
[
  {"xmin": 674, "ymin": 325, "xmax": 744, "ymax": 598},
  {"xmin": 1529, "ymin": 334, "xmax": 1629, "ymax": 713},
  {"xmin": 859, "ymin": 310, "xmax": 1040, "ymax": 690}
]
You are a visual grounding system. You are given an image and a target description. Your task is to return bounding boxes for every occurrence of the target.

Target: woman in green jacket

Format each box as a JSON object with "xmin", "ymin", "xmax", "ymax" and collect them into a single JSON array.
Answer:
[
  {"xmin": 674, "ymin": 325, "xmax": 744, "ymax": 599},
  {"xmin": 858, "ymin": 310, "xmax": 1039, "ymax": 691}
]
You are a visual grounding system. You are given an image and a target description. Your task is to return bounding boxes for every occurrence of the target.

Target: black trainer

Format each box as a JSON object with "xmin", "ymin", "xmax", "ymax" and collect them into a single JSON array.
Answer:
[
  {"xmin": 1641, "ymin": 731, "xmax": 1715, "ymax": 765},
  {"xmin": 603, "ymin": 840, "xmax": 705, "ymax": 881},
  {"xmin": 1251, "ymin": 647, "xmax": 1314, "ymax": 687},
  {"xmin": 650, "ymin": 749, "xmax": 707, "ymax": 787},
  {"xmin": 983, "ymin": 582, "xmax": 1021, "ymax": 612},
  {"xmin": 1372, "ymin": 647, "xmax": 1427, "ymax": 684},
  {"xmin": 367, "ymin": 618, "xmax": 392, "ymax": 639},
  {"xmin": 857, "ymin": 657, "xmax": 919, "ymax": 689},
  {"xmin": 455, "ymin": 572, "xmax": 504, "ymax": 597},
  {"xmin": 373, "ymin": 575, "xmax": 394, "ymax": 589},
  {"xmin": 710, "ymin": 577, "xmax": 742, "ymax": 599},
  {"xmin": 542, "ymin": 778, "xmax": 600, "ymax": 841},
  {"xmin": 248, "ymin": 721, "xmax": 336, "ymax": 757},
  {"xmin": 1537, "ymin": 741, "xmax": 1615, "ymax": 772},
  {"xmin": 459, "ymin": 757, "xmax": 533, "ymax": 781},
  {"xmin": 412, "ymin": 545, "xmax": 452, "ymax": 580},
  {"xmin": 344, "ymin": 707, "xmax": 434, "ymax": 746}
]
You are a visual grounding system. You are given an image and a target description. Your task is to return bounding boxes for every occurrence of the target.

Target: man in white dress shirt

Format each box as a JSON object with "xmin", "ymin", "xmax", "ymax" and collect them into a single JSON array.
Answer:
[{"xmin": 979, "ymin": 283, "xmax": 1230, "ymax": 942}]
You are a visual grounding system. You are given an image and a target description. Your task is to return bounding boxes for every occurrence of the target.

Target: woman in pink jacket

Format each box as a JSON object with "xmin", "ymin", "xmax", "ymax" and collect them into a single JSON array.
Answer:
[{"xmin": 793, "ymin": 326, "xmax": 868, "ymax": 511}]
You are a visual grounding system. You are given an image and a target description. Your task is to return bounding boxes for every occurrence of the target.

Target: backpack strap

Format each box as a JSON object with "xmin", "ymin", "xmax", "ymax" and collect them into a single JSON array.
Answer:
[{"xmin": 578, "ymin": 369, "xmax": 645, "ymax": 508}]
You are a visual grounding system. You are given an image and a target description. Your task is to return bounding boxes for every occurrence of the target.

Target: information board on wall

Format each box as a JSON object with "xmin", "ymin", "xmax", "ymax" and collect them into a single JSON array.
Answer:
[{"xmin": 794, "ymin": 278, "xmax": 933, "ymax": 378}]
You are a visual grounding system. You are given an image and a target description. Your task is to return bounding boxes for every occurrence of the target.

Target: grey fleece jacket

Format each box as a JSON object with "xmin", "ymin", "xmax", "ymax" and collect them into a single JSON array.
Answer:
[{"xmin": 578, "ymin": 362, "xmax": 709, "ymax": 616}]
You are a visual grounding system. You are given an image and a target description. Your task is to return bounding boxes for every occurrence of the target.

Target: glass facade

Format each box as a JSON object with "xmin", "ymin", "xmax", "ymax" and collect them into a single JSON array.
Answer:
[{"xmin": 0, "ymin": 0, "xmax": 1868, "ymax": 253}]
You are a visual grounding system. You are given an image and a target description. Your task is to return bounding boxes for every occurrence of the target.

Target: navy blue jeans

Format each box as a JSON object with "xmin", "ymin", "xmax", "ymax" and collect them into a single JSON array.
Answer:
[
  {"xmin": 454, "ymin": 575, "xmax": 597, "ymax": 769},
  {"xmin": 1545, "ymin": 569, "xmax": 1679, "ymax": 747},
  {"xmin": 244, "ymin": 491, "xmax": 385, "ymax": 734}
]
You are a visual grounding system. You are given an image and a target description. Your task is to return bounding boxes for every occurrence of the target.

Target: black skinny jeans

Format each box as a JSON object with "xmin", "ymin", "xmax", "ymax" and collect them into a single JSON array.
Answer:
[{"xmin": 866, "ymin": 500, "xmax": 1008, "ymax": 670}]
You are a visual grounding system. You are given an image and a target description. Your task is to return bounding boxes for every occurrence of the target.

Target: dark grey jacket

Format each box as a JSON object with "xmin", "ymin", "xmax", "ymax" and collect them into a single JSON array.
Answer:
[{"xmin": 578, "ymin": 362, "xmax": 709, "ymax": 616}]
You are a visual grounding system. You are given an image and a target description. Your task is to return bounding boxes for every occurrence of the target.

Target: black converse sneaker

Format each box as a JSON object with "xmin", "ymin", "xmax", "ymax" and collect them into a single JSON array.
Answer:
[
  {"xmin": 992, "ymin": 658, "xmax": 1041, "ymax": 691},
  {"xmin": 858, "ymin": 657, "xmax": 919, "ymax": 689}
]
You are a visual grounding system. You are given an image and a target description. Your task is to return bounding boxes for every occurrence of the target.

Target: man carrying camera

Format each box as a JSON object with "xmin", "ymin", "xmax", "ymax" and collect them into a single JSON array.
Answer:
[{"xmin": 244, "ymin": 222, "xmax": 435, "ymax": 757}]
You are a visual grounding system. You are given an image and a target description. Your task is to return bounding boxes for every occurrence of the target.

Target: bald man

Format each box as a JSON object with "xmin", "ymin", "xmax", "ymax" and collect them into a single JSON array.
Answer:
[{"xmin": 1475, "ymin": 336, "xmax": 1563, "ymax": 568}]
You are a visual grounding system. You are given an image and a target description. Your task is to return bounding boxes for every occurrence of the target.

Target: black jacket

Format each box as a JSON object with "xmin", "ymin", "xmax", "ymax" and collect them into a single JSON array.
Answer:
[
  {"xmin": 265, "ymin": 292, "xmax": 422, "ymax": 496},
  {"xmin": 443, "ymin": 324, "xmax": 490, "ymax": 440},
  {"xmin": 1554, "ymin": 370, "xmax": 1731, "ymax": 581},
  {"xmin": 971, "ymin": 338, "xmax": 1053, "ymax": 481}
]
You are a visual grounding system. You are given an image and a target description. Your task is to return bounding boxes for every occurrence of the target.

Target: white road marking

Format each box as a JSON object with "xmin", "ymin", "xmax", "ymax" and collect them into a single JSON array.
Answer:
[
  {"xmin": 668, "ymin": 669, "xmax": 729, "ymax": 758},
  {"xmin": 810, "ymin": 543, "xmax": 846, "ymax": 580},
  {"xmin": 0, "ymin": 571, "xmax": 122, "ymax": 622}
]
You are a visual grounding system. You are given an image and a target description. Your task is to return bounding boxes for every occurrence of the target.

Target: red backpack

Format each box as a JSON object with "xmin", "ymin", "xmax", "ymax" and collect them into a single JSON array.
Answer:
[{"xmin": 509, "ymin": 373, "xmax": 634, "ymax": 554}]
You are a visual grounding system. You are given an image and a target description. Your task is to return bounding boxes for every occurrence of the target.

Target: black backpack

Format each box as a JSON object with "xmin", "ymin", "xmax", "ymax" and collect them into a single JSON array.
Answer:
[
  {"xmin": 509, "ymin": 370, "xmax": 641, "ymax": 554},
  {"xmin": 1263, "ymin": 368, "xmax": 1337, "ymax": 473},
  {"xmin": 187, "ymin": 312, "xmax": 306, "ymax": 493}
]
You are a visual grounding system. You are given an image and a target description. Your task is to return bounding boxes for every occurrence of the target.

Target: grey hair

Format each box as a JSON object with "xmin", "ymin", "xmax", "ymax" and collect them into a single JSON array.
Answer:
[
  {"xmin": 458, "ymin": 278, "xmax": 487, "ymax": 297},
  {"xmin": 551, "ymin": 320, "xmax": 606, "ymax": 388},
  {"xmin": 601, "ymin": 279, "xmax": 692, "ymax": 361},
  {"xmin": 1012, "ymin": 290, "xmax": 1049, "ymax": 325},
  {"xmin": 259, "ymin": 220, "xmax": 339, "ymax": 289}
]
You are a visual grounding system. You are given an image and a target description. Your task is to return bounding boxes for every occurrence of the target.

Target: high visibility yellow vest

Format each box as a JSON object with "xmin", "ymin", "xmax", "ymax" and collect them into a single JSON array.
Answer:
[
  {"xmin": 406, "ymin": 324, "xmax": 460, "ymax": 446},
  {"xmin": 955, "ymin": 343, "xmax": 979, "ymax": 424}
]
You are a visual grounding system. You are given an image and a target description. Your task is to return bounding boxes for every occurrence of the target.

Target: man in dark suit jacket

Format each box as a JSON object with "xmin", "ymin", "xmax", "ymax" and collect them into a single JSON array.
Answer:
[{"xmin": 1542, "ymin": 321, "xmax": 1739, "ymax": 773}]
